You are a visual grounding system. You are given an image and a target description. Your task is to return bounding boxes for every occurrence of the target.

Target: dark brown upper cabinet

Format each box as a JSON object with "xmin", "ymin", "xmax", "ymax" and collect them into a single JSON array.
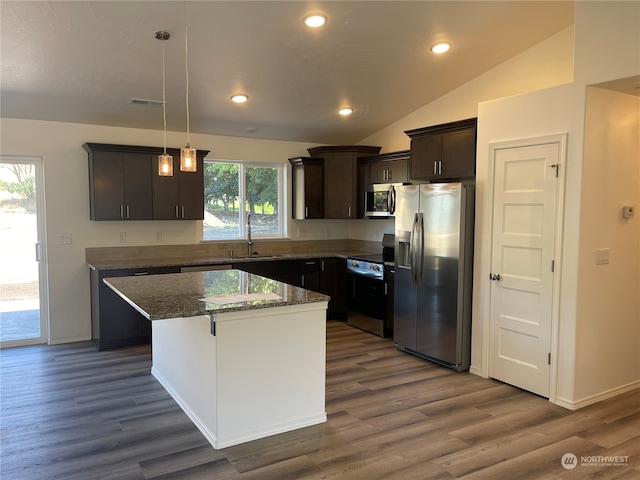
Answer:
[
  {"xmin": 307, "ymin": 145, "xmax": 381, "ymax": 219},
  {"xmin": 152, "ymin": 153, "xmax": 206, "ymax": 220},
  {"xmin": 360, "ymin": 150, "xmax": 410, "ymax": 187},
  {"xmin": 289, "ymin": 157, "xmax": 324, "ymax": 219},
  {"xmin": 84, "ymin": 143, "xmax": 209, "ymax": 221},
  {"xmin": 405, "ymin": 118, "xmax": 477, "ymax": 181}
]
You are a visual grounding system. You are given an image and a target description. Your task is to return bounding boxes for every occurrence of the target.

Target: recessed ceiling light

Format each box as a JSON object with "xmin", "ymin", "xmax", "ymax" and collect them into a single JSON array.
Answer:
[
  {"xmin": 231, "ymin": 94, "xmax": 249, "ymax": 103},
  {"xmin": 304, "ymin": 14, "xmax": 326, "ymax": 28},
  {"xmin": 338, "ymin": 107, "xmax": 353, "ymax": 116},
  {"xmin": 431, "ymin": 42, "xmax": 451, "ymax": 54}
]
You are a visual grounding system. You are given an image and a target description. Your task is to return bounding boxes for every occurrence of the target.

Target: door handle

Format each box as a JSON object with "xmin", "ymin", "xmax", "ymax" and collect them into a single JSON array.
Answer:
[{"xmin": 489, "ymin": 273, "xmax": 501, "ymax": 281}]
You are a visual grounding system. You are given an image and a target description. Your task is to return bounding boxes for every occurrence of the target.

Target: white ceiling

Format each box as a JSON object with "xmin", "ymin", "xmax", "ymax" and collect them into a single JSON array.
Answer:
[{"xmin": 1, "ymin": 1, "xmax": 576, "ymax": 144}]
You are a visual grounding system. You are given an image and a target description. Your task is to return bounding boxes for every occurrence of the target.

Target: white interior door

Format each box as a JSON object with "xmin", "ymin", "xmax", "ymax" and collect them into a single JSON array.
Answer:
[{"xmin": 488, "ymin": 139, "xmax": 562, "ymax": 397}]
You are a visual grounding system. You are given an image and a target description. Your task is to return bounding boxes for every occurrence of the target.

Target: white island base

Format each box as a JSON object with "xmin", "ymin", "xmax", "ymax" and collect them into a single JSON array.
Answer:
[{"xmin": 151, "ymin": 301, "xmax": 328, "ymax": 449}]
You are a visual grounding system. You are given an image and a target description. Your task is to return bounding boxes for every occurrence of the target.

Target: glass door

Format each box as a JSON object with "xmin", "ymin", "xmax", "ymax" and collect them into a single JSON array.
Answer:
[{"xmin": 0, "ymin": 157, "xmax": 47, "ymax": 347}]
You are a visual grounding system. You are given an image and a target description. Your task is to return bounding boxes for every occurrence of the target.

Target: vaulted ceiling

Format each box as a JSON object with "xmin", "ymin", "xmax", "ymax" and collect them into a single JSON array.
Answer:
[{"xmin": 1, "ymin": 1, "xmax": 575, "ymax": 144}]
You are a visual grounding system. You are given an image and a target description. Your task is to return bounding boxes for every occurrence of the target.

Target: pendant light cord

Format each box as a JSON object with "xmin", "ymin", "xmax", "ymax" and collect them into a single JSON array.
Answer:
[
  {"xmin": 162, "ymin": 45, "xmax": 168, "ymax": 154},
  {"xmin": 184, "ymin": 7, "xmax": 190, "ymax": 146}
]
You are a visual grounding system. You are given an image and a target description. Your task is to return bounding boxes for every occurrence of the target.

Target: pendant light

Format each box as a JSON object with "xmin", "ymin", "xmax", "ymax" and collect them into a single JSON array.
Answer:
[
  {"xmin": 156, "ymin": 31, "xmax": 173, "ymax": 177},
  {"xmin": 180, "ymin": 7, "xmax": 196, "ymax": 172}
]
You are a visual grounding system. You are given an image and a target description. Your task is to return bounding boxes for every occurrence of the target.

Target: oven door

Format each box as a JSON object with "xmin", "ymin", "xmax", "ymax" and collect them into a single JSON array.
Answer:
[{"xmin": 348, "ymin": 273, "xmax": 386, "ymax": 320}]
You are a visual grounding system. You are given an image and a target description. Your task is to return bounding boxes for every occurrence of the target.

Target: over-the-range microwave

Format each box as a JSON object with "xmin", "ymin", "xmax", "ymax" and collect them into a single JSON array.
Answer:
[{"xmin": 364, "ymin": 183, "xmax": 404, "ymax": 218}]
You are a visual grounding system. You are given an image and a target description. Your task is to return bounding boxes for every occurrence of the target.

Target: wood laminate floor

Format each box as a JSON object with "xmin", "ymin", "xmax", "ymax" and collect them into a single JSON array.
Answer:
[{"xmin": 1, "ymin": 320, "xmax": 639, "ymax": 480}]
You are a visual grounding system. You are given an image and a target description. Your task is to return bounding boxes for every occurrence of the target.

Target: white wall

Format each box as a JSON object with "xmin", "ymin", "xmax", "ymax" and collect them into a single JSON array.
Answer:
[
  {"xmin": 361, "ymin": 26, "xmax": 575, "ymax": 152},
  {"xmin": 472, "ymin": 1, "xmax": 640, "ymax": 408},
  {"xmin": 575, "ymin": 87, "xmax": 640, "ymax": 401}
]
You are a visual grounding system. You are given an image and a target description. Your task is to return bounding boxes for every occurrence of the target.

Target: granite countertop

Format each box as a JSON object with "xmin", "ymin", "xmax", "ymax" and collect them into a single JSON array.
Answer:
[
  {"xmin": 87, "ymin": 251, "xmax": 389, "ymax": 271},
  {"xmin": 104, "ymin": 269, "xmax": 330, "ymax": 321}
]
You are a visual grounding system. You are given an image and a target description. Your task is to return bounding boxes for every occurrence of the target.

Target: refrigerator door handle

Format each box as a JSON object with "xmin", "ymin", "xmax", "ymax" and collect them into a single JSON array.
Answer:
[
  {"xmin": 410, "ymin": 213, "xmax": 419, "ymax": 285},
  {"xmin": 417, "ymin": 213, "xmax": 425, "ymax": 285}
]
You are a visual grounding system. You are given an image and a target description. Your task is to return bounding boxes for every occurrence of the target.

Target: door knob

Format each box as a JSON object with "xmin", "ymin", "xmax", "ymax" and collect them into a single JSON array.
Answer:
[{"xmin": 489, "ymin": 273, "xmax": 501, "ymax": 281}]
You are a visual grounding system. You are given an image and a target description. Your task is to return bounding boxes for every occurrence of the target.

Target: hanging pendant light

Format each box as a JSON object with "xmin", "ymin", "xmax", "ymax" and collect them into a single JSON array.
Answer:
[
  {"xmin": 180, "ymin": 7, "xmax": 197, "ymax": 172},
  {"xmin": 156, "ymin": 31, "xmax": 173, "ymax": 177}
]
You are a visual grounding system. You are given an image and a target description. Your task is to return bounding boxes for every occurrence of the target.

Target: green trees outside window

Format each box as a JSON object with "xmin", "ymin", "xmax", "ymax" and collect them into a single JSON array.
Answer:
[{"xmin": 203, "ymin": 161, "xmax": 283, "ymax": 240}]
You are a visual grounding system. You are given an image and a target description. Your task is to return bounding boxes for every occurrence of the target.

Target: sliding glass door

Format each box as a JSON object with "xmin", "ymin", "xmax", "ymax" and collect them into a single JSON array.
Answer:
[{"xmin": 0, "ymin": 157, "xmax": 47, "ymax": 347}]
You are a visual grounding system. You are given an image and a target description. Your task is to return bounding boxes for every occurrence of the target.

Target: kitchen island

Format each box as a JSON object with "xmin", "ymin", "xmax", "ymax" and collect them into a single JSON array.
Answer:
[{"xmin": 104, "ymin": 269, "xmax": 329, "ymax": 449}]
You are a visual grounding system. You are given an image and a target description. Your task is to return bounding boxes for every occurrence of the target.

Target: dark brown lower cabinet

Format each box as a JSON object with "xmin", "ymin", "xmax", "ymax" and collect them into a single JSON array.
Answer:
[
  {"xmin": 90, "ymin": 266, "xmax": 180, "ymax": 350},
  {"xmin": 233, "ymin": 258, "xmax": 347, "ymax": 320}
]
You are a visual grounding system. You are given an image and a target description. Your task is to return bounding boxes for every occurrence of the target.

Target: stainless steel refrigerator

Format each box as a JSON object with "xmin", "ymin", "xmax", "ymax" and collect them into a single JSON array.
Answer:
[{"xmin": 394, "ymin": 183, "xmax": 474, "ymax": 371}]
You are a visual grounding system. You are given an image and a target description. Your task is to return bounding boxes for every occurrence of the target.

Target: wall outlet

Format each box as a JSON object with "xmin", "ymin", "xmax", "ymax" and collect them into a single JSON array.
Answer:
[
  {"xmin": 595, "ymin": 248, "xmax": 610, "ymax": 265},
  {"xmin": 119, "ymin": 232, "xmax": 127, "ymax": 243},
  {"xmin": 155, "ymin": 231, "xmax": 163, "ymax": 242},
  {"xmin": 59, "ymin": 233, "xmax": 72, "ymax": 245}
]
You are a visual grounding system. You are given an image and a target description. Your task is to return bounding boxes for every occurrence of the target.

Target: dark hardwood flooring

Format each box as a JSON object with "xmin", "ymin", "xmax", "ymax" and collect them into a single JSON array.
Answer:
[{"xmin": 1, "ymin": 320, "xmax": 639, "ymax": 479}]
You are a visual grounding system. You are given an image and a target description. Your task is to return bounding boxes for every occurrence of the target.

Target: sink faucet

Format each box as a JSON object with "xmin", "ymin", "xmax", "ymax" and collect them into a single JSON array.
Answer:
[{"xmin": 247, "ymin": 213, "xmax": 253, "ymax": 256}]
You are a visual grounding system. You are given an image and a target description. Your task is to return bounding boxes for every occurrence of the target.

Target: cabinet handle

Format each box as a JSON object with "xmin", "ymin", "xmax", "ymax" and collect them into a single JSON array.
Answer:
[
  {"xmin": 126, "ymin": 205, "xmax": 130, "ymax": 218},
  {"xmin": 181, "ymin": 206, "xmax": 185, "ymax": 218},
  {"xmin": 301, "ymin": 274, "xmax": 305, "ymax": 287},
  {"xmin": 348, "ymin": 206, "xmax": 352, "ymax": 218},
  {"xmin": 305, "ymin": 206, "xmax": 309, "ymax": 218},
  {"xmin": 120, "ymin": 205, "xmax": 124, "ymax": 218},
  {"xmin": 175, "ymin": 206, "xmax": 179, "ymax": 218},
  {"xmin": 434, "ymin": 161, "xmax": 438, "ymax": 176},
  {"xmin": 384, "ymin": 283, "xmax": 388, "ymax": 295},
  {"xmin": 438, "ymin": 161, "xmax": 442, "ymax": 175},
  {"xmin": 321, "ymin": 260, "xmax": 325, "ymax": 272},
  {"xmin": 388, "ymin": 169, "xmax": 392, "ymax": 181}
]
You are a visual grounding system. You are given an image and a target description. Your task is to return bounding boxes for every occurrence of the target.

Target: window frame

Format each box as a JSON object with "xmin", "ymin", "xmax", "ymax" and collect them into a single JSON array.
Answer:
[{"xmin": 202, "ymin": 159, "xmax": 286, "ymax": 241}]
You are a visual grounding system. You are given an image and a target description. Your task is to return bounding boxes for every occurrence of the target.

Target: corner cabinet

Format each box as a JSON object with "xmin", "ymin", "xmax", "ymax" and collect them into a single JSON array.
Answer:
[
  {"xmin": 289, "ymin": 157, "xmax": 324, "ymax": 219},
  {"xmin": 405, "ymin": 118, "xmax": 477, "ymax": 181},
  {"xmin": 307, "ymin": 145, "xmax": 381, "ymax": 219},
  {"xmin": 84, "ymin": 143, "xmax": 209, "ymax": 221}
]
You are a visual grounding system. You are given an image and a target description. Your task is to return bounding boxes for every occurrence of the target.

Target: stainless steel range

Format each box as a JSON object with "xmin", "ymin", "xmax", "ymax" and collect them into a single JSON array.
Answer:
[{"xmin": 346, "ymin": 235, "xmax": 395, "ymax": 337}]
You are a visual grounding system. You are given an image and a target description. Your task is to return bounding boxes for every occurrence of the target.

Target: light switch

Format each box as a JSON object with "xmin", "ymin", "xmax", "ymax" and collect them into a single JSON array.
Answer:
[
  {"xmin": 595, "ymin": 248, "xmax": 610, "ymax": 265},
  {"xmin": 59, "ymin": 233, "xmax": 72, "ymax": 245}
]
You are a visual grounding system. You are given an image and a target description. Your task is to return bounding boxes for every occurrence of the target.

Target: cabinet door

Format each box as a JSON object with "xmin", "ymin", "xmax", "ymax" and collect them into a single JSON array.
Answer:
[
  {"xmin": 152, "ymin": 157, "xmax": 181, "ymax": 219},
  {"xmin": 410, "ymin": 135, "xmax": 442, "ymax": 180},
  {"xmin": 179, "ymin": 156, "xmax": 205, "ymax": 220},
  {"xmin": 324, "ymin": 152, "xmax": 357, "ymax": 219},
  {"xmin": 369, "ymin": 162, "xmax": 388, "ymax": 184},
  {"xmin": 153, "ymin": 156, "xmax": 204, "ymax": 220},
  {"xmin": 90, "ymin": 152, "xmax": 124, "ymax": 220},
  {"xmin": 300, "ymin": 259, "xmax": 322, "ymax": 292},
  {"xmin": 122, "ymin": 153, "xmax": 153, "ymax": 220},
  {"xmin": 441, "ymin": 128, "xmax": 476, "ymax": 178},
  {"xmin": 387, "ymin": 159, "xmax": 408, "ymax": 183}
]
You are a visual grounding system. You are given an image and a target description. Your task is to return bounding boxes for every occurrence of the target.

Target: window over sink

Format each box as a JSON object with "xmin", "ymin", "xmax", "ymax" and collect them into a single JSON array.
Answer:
[{"xmin": 203, "ymin": 161, "xmax": 285, "ymax": 240}]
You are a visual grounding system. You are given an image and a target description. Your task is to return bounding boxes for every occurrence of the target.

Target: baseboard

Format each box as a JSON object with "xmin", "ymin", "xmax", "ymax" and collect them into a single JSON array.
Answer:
[
  {"xmin": 152, "ymin": 367, "xmax": 327, "ymax": 449},
  {"xmin": 48, "ymin": 335, "xmax": 92, "ymax": 345},
  {"xmin": 469, "ymin": 365, "xmax": 485, "ymax": 377},
  {"xmin": 553, "ymin": 380, "xmax": 640, "ymax": 410}
]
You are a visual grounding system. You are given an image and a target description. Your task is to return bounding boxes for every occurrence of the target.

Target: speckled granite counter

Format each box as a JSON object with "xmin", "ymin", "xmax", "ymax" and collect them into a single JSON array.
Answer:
[
  {"xmin": 88, "ymin": 250, "xmax": 379, "ymax": 271},
  {"xmin": 104, "ymin": 269, "xmax": 329, "ymax": 320},
  {"xmin": 105, "ymin": 268, "xmax": 328, "ymax": 449}
]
